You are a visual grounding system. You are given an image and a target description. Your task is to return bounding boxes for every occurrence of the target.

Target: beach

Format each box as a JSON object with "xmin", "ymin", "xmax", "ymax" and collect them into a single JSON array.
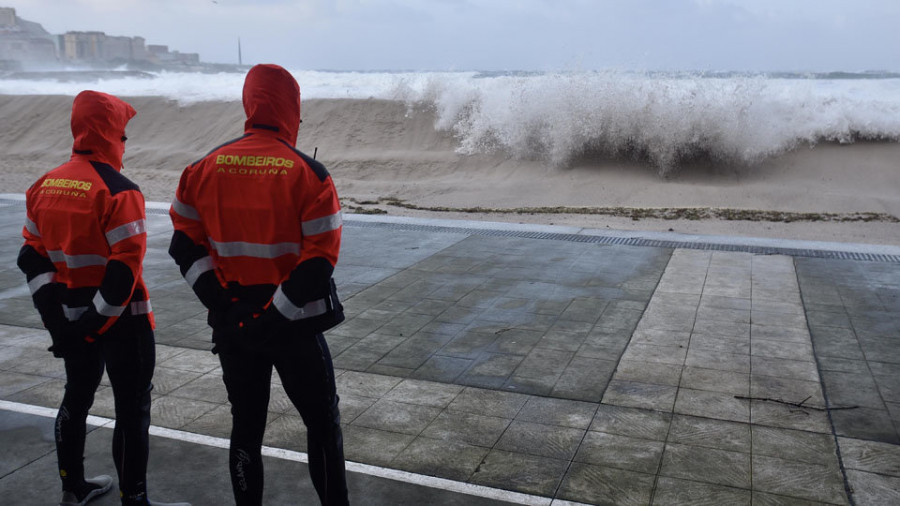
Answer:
[{"xmin": 2, "ymin": 94, "xmax": 899, "ymax": 246}]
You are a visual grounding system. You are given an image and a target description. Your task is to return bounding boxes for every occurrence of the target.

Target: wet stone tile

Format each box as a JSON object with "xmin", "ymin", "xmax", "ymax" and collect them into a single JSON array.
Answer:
[
  {"xmin": 496, "ymin": 418, "xmax": 587, "ymax": 459},
  {"xmin": 680, "ymin": 366, "xmax": 749, "ymax": 396},
  {"xmin": 586, "ymin": 405, "xmax": 672, "ymax": 444},
  {"xmin": 574, "ymin": 430, "xmax": 665, "ymax": 474},
  {"xmin": 749, "ymin": 375, "xmax": 824, "ymax": 406},
  {"xmin": 341, "ymin": 425, "xmax": 416, "ymax": 467},
  {"xmin": 383, "ymin": 378, "xmax": 464, "ymax": 408},
  {"xmin": 750, "ymin": 400, "xmax": 832, "ymax": 434},
  {"xmin": 674, "ymin": 388, "xmax": 751, "ymax": 423},
  {"xmin": 420, "ymin": 410, "xmax": 511, "ymax": 447},
  {"xmin": 752, "ymin": 454, "xmax": 848, "ymax": 505},
  {"xmin": 753, "ymin": 426, "xmax": 839, "ymax": 466},
  {"xmin": 653, "ymin": 476, "xmax": 751, "ymax": 506},
  {"xmin": 470, "ymin": 449, "xmax": 569, "ymax": 497},
  {"xmin": 352, "ymin": 399, "xmax": 442, "ymax": 436},
  {"xmin": 557, "ymin": 462, "xmax": 655, "ymax": 506},
  {"xmin": 838, "ymin": 436, "xmax": 900, "ymax": 476},
  {"xmin": 660, "ymin": 442, "xmax": 751, "ymax": 489},
  {"xmin": 613, "ymin": 360, "xmax": 683, "ymax": 387},
  {"xmin": 390, "ymin": 436, "xmax": 489, "ymax": 482},
  {"xmin": 669, "ymin": 415, "xmax": 751, "ymax": 453},
  {"xmin": 410, "ymin": 355, "xmax": 472, "ymax": 383},
  {"xmin": 844, "ymin": 469, "xmax": 900, "ymax": 506},
  {"xmin": 515, "ymin": 396, "xmax": 597, "ymax": 429},
  {"xmin": 446, "ymin": 387, "xmax": 529, "ymax": 419},
  {"xmin": 830, "ymin": 406, "xmax": 900, "ymax": 444},
  {"xmin": 602, "ymin": 379, "xmax": 678, "ymax": 412}
]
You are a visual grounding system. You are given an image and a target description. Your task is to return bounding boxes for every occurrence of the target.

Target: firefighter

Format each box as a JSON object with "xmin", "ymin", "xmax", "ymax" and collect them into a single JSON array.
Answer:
[
  {"xmin": 18, "ymin": 91, "xmax": 190, "ymax": 506},
  {"xmin": 169, "ymin": 64, "xmax": 348, "ymax": 505}
]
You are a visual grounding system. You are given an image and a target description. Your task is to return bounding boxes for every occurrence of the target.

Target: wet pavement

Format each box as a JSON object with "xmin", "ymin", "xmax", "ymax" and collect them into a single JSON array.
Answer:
[{"xmin": 1, "ymin": 194, "xmax": 899, "ymax": 505}]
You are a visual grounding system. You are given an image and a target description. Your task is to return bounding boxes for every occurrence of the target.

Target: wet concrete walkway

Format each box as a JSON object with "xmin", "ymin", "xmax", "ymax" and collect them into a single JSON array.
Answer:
[{"xmin": 1, "ymin": 194, "xmax": 899, "ymax": 505}]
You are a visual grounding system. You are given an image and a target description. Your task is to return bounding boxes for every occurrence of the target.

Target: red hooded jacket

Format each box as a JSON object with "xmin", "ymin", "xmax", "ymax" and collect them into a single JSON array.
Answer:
[
  {"xmin": 169, "ymin": 64, "xmax": 342, "ymax": 330},
  {"xmin": 18, "ymin": 90, "xmax": 153, "ymax": 337}
]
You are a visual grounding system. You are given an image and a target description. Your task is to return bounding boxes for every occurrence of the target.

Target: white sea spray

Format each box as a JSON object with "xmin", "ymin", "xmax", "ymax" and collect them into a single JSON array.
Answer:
[{"xmin": 3, "ymin": 69, "xmax": 899, "ymax": 173}]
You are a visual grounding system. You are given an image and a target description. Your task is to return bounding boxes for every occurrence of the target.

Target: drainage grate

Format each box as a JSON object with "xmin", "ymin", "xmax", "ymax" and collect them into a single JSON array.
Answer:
[
  {"xmin": 344, "ymin": 219, "xmax": 900, "ymax": 263},
  {"xmin": 4, "ymin": 198, "xmax": 897, "ymax": 263}
]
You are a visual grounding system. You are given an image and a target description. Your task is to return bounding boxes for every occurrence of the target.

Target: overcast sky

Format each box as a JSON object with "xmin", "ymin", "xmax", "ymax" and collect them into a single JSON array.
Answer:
[{"xmin": 10, "ymin": 0, "xmax": 900, "ymax": 72}]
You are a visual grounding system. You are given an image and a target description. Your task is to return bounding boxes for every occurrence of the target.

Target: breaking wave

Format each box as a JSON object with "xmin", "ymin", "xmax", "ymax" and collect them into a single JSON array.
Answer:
[
  {"xmin": 387, "ymin": 71, "xmax": 900, "ymax": 173},
  {"xmin": 2, "ymin": 68, "xmax": 899, "ymax": 173}
]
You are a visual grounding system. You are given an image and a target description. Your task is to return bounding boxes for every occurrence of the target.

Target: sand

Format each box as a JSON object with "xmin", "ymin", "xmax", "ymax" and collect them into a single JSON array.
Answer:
[{"xmin": 2, "ymin": 94, "xmax": 899, "ymax": 246}]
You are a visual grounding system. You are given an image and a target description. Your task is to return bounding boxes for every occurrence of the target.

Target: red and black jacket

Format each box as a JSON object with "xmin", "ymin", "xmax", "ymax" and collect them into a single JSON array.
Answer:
[
  {"xmin": 169, "ymin": 64, "xmax": 342, "ymax": 333},
  {"xmin": 18, "ymin": 90, "xmax": 153, "ymax": 337}
]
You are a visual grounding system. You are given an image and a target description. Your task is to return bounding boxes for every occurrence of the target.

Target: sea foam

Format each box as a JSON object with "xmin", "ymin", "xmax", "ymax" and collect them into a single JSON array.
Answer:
[{"xmin": 2, "ymin": 69, "xmax": 898, "ymax": 173}]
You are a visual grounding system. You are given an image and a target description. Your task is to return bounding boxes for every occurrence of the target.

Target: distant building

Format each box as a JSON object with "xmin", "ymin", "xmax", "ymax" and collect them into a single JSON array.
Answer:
[
  {"xmin": 0, "ymin": 6, "xmax": 206, "ymax": 70},
  {"xmin": 60, "ymin": 31, "xmax": 150, "ymax": 64},
  {"xmin": 145, "ymin": 44, "xmax": 199, "ymax": 66},
  {"xmin": 0, "ymin": 7, "xmax": 58, "ymax": 68},
  {"xmin": 0, "ymin": 6, "xmax": 13, "ymax": 26}
]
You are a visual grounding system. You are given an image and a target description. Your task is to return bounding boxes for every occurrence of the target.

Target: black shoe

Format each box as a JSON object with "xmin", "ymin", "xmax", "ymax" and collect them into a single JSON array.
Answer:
[{"xmin": 59, "ymin": 475, "xmax": 113, "ymax": 505}]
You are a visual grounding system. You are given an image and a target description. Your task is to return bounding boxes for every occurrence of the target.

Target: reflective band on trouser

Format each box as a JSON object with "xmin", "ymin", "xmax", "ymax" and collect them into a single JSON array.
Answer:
[
  {"xmin": 62, "ymin": 305, "xmax": 88, "ymax": 321},
  {"xmin": 301, "ymin": 211, "xmax": 342, "ymax": 236},
  {"xmin": 25, "ymin": 217, "xmax": 40, "ymax": 237},
  {"xmin": 106, "ymin": 219, "xmax": 147, "ymax": 246},
  {"xmin": 129, "ymin": 300, "xmax": 152, "ymax": 315},
  {"xmin": 63, "ymin": 301, "xmax": 151, "ymax": 321},
  {"xmin": 184, "ymin": 256, "xmax": 215, "ymax": 287},
  {"xmin": 27, "ymin": 272, "xmax": 54, "ymax": 295},
  {"xmin": 47, "ymin": 250, "xmax": 107, "ymax": 269},
  {"xmin": 272, "ymin": 285, "xmax": 329, "ymax": 321},
  {"xmin": 172, "ymin": 198, "xmax": 200, "ymax": 220},
  {"xmin": 92, "ymin": 291, "xmax": 126, "ymax": 317},
  {"xmin": 209, "ymin": 239, "xmax": 300, "ymax": 259}
]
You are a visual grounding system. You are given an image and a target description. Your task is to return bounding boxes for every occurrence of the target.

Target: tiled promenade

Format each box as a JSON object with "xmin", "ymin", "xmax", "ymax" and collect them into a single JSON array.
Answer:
[{"xmin": 1, "ymin": 194, "xmax": 899, "ymax": 505}]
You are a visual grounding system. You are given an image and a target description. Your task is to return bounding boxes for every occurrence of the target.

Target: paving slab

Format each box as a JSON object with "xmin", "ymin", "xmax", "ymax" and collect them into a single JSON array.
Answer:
[{"xmin": 1, "ymin": 196, "xmax": 900, "ymax": 505}]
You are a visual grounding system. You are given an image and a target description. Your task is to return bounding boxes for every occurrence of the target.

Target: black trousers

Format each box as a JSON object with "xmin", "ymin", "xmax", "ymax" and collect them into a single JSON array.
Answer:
[
  {"xmin": 57, "ymin": 321, "xmax": 155, "ymax": 501},
  {"xmin": 217, "ymin": 332, "xmax": 348, "ymax": 506}
]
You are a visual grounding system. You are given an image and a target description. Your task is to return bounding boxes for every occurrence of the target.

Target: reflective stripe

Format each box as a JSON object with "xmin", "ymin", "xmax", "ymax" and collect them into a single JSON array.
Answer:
[
  {"xmin": 184, "ymin": 256, "xmax": 215, "ymax": 287},
  {"xmin": 106, "ymin": 219, "xmax": 147, "ymax": 246},
  {"xmin": 63, "ymin": 301, "xmax": 151, "ymax": 321},
  {"xmin": 302, "ymin": 211, "xmax": 342, "ymax": 236},
  {"xmin": 27, "ymin": 272, "xmax": 54, "ymax": 295},
  {"xmin": 172, "ymin": 198, "xmax": 200, "ymax": 220},
  {"xmin": 93, "ymin": 291, "xmax": 126, "ymax": 317},
  {"xmin": 272, "ymin": 285, "xmax": 329, "ymax": 321},
  {"xmin": 62, "ymin": 305, "xmax": 88, "ymax": 321},
  {"xmin": 209, "ymin": 238, "xmax": 300, "ymax": 259},
  {"xmin": 24, "ymin": 217, "xmax": 40, "ymax": 237},
  {"xmin": 48, "ymin": 250, "xmax": 107, "ymax": 269},
  {"xmin": 130, "ymin": 300, "xmax": 152, "ymax": 315}
]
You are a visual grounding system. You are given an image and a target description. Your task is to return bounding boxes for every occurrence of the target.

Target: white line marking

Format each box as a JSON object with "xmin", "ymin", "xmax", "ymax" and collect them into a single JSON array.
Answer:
[{"xmin": 0, "ymin": 400, "xmax": 589, "ymax": 506}]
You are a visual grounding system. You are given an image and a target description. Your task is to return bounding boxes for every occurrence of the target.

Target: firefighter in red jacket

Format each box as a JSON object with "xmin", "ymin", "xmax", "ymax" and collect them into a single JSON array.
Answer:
[
  {"xmin": 18, "ymin": 91, "xmax": 189, "ymax": 506},
  {"xmin": 169, "ymin": 64, "xmax": 348, "ymax": 505}
]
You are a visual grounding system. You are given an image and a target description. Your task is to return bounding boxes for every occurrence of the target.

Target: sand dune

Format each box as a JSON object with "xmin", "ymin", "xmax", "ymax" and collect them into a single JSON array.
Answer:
[{"xmin": 2, "ymin": 95, "xmax": 899, "ymax": 245}]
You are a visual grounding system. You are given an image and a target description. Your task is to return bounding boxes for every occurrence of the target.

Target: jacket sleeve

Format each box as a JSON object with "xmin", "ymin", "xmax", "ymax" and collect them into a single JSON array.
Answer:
[
  {"xmin": 271, "ymin": 161, "xmax": 342, "ymax": 320},
  {"xmin": 17, "ymin": 202, "xmax": 67, "ymax": 332},
  {"xmin": 86, "ymin": 188, "xmax": 148, "ymax": 335},
  {"xmin": 168, "ymin": 165, "xmax": 230, "ymax": 311}
]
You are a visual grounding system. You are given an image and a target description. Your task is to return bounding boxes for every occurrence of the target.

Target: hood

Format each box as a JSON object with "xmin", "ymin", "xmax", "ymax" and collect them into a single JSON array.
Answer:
[
  {"xmin": 242, "ymin": 64, "xmax": 301, "ymax": 144},
  {"xmin": 71, "ymin": 90, "xmax": 136, "ymax": 170}
]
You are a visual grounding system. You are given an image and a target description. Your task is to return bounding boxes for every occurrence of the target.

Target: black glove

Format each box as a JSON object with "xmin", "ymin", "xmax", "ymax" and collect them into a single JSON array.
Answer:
[
  {"xmin": 210, "ymin": 300, "xmax": 281, "ymax": 352},
  {"xmin": 229, "ymin": 305, "xmax": 289, "ymax": 353},
  {"xmin": 47, "ymin": 326, "xmax": 75, "ymax": 358},
  {"xmin": 46, "ymin": 324, "xmax": 97, "ymax": 358}
]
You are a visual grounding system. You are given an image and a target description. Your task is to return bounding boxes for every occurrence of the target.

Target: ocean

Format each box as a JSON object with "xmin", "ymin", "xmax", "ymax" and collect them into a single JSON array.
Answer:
[{"xmin": 2, "ymin": 69, "xmax": 899, "ymax": 174}]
